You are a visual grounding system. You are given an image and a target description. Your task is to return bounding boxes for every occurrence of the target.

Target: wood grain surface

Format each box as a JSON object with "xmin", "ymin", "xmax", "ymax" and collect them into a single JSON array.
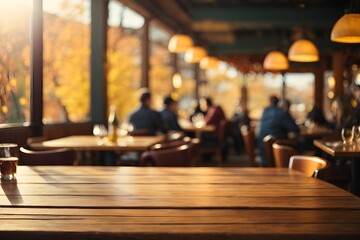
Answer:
[{"xmin": 1, "ymin": 166, "xmax": 360, "ymax": 240}]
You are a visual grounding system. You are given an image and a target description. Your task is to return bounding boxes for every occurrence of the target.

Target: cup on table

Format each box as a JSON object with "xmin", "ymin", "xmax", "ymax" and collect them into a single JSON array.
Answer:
[
  {"xmin": 0, "ymin": 143, "xmax": 19, "ymax": 180},
  {"xmin": 341, "ymin": 128, "xmax": 354, "ymax": 145}
]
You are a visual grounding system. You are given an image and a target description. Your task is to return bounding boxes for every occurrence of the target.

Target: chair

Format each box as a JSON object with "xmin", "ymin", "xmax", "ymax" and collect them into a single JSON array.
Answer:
[
  {"xmin": 289, "ymin": 155, "xmax": 329, "ymax": 178},
  {"xmin": 165, "ymin": 130, "xmax": 185, "ymax": 142},
  {"xmin": 141, "ymin": 137, "xmax": 200, "ymax": 166},
  {"xmin": 198, "ymin": 119, "xmax": 229, "ymax": 165},
  {"xmin": 26, "ymin": 136, "xmax": 46, "ymax": 149},
  {"xmin": 240, "ymin": 125, "xmax": 257, "ymax": 166},
  {"xmin": 19, "ymin": 147, "xmax": 76, "ymax": 166},
  {"xmin": 140, "ymin": 144, "xmax": 194, "ymax": 167},
  {"xmin": 272, "ymin": 142, "xmax": 299, "ymax": 168},
  {"xmin": 262, "ymin": 135, "xmax": 276, "ymax": 167}
]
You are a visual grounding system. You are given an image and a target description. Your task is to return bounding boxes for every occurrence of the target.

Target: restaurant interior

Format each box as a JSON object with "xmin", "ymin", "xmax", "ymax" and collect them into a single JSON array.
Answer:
[{"xmin": 1, "ymin": 0, "xmax": 360, "ymax": 239}]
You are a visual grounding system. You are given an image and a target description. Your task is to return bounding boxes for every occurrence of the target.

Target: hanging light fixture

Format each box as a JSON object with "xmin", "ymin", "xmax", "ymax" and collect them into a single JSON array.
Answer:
[
  {"xmin": 288, "ymin": 39, "xmax": 319, "ymax": 62},
  {"xmin": 331, "ymin": 13, "xmax": 360, "ymax": 43},
  {"xmin": 263, "ymin": 51, "xmax": 289, "ymax": 71},
  {"xmin": 168, "ymin": 34, "xmax": 193, "ymax": 53},
  {"xmin": 172, "ymin": 73, "xmax": 182, "ymax": 89},
  {"xmin": 184, "ymin": 46, "xmax": 207, "ymax": 63},
  {"xmin": 288, "ymin": 3, "xmax": 319, "ymax": 62},
  {"xmin": 199, "ymin": 56, "xmax": 219, "ymax": 70}
]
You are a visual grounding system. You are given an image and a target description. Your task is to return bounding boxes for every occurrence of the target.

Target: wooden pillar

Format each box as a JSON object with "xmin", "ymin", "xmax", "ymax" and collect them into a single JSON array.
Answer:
[
  {"xmin": 314, "ymin": 67, "xmax": 324, "ymax": 109},
  {"xmin": 333, "ymin": 51, "xmax": 344, "ymax": 98},
  {"xmin": 281, "ymin": 73, "xmax": 286, "ymax": 99},
  {"xmin": 141, "ymin": 18, "xmax": 149, "ymax": 88},
  {"xmin": 194, "ymin": 64, "xmax": 199, "ymax": 100},
  {"xmin": 30, "ymin": 0, "xmax": 43, "ymax": 136},
  {"xmin": 90, "ymin": 0, "xmax": 108, "ymax": 124}
]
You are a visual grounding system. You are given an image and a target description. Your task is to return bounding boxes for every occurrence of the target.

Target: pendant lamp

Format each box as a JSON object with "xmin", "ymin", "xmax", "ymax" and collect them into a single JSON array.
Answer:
[
  {"xmin": 199, "ymin": 56, "xmax": 219, "ymax": 70},
  {"xmin": 168, "ymin": 34, "xmax": 193, "ymax": 53},
  {"xmin": 331, "ymin": 13, "xmax": 360, "ymax": 43},
  {"xmin": 288, "ymin": 39, "xmax": 319, "ymax": 62},
  {"xmin": 172, "ymin": 73, "xmax": 182, "ymax": 89},
  {"xmin": 184, "ymin": 46, "xmax": 207, "ymax": 63},
  {"xmin": 263, "ymin": 51, "xmax": 289, "ymax": 71}
]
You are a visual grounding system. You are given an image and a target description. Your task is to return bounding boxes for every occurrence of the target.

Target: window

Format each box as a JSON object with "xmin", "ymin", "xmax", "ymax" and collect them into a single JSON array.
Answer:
[
  {"xmin": 0, "ymin": 0, "xmax": 31, "ymax": 125},
  {"xmin": 107, "ymin": 0, "xmax": 143, "ymax": 121},
  {"xmin": 176, "ymin": 53, "xmax": 196, "ymax": 117},
  {"xmin": 149, "ymin": 23, "xmax": 173, "ymax": 110},
  {"xmin": 43, "ymin": 0, "xmax": 91, "ymax": 124},
  {"xmin": 201, "ymin": 63, "xmax": 242, "ymax": 118},
  {"xmin": 285, "ymin": 72, "xmax": 314, "ymax": 123}
]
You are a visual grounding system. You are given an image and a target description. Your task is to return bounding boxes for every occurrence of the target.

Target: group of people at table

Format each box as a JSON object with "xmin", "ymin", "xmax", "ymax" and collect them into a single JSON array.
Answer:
[{"xmin": 123, "ymin": 84, "xmax": 360, "ymax": 168}]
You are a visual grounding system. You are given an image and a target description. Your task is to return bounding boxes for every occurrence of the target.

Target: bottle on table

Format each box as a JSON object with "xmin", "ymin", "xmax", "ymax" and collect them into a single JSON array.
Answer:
[{"xmin": 108, "ymin": 105, "xmax": 119, "ymax": 142}]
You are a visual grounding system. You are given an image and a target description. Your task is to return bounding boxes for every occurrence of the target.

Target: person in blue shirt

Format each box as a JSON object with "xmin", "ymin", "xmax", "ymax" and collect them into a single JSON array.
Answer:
[
  {"xmin": 160, "ymin": 95, "xmax": 182, "ymax": 132},
  {"xmin": 257, "ymin": 96, "xmax": 299, "ymax": 166},
  {"xmin": 129, "ymin": 90, "xmax": 165, "ymax": 136}
]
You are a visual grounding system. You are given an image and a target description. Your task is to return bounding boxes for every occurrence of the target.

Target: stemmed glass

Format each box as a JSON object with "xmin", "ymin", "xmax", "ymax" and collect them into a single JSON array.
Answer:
[
  {"xmin": 341, "ymin": 128, "xmax": 354, "ymax": 145},
  {"xmin": 93, "ymin": 124, "xmax": 108, "ymax": 143}
]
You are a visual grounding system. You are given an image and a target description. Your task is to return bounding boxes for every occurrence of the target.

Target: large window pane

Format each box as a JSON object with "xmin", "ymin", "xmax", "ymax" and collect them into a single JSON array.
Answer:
[
  {"xmin": 107, "ymin": 0, "xmax": 143, "ymax": 121},
  {"xmin": 149, "ymin": 23, "xmax": 173, "ymax": 110},
  {"xmin": 0, "ymin": 0, "xmax": 31, "ymax": 125},
  {"xmin": 43, "ymin": 0, "xmax": 91, "ymax": 124}
]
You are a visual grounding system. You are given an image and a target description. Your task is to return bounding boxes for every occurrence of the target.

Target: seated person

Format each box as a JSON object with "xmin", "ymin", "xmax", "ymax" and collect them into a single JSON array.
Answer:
[
  {"xmin": 257, "ymin": 96, "xmax": 299, "ymax": 166},
  {"xmin": 160, "ymin": 95, "xmax": 182, "ymax": 132},
  {"xmin": 306, "ymin": 105, "xmax": 329, "ymax": 128},
  {"xmin": 129, "ymin": 90, "xmax": 165, "ymax": 136}
]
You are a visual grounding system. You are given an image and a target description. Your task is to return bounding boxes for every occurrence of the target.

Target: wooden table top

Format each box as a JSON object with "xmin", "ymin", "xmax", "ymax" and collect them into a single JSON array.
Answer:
[
  {"xmin": 314, "ymin": 139, "xmax": 360, "ymax": 157},
  {"xmin": 300, "ymin": 125, "xmax": 331, "ymax": 138},
  {"xmin": 29, "ymin": 135, "xmax": 165, "ymax": 151},
  {"xmin": 1, "ymin": 166, "xmax": 360, "ymax": 240}
]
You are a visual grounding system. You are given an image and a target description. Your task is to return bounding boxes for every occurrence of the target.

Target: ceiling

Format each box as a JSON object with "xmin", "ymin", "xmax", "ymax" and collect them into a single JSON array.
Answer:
[{"xmin": 128, "ymin": 0, "xmax": 357, "ymax": 70}]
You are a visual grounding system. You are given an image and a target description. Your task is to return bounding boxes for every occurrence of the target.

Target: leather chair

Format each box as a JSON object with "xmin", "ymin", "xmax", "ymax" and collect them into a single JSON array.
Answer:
[
  {"xmin": 140, "ymin": 144, "xmax": 194, "ymax": 167},
  {"xmin": 141, "ymin": 137, "xmax": 200, "ymax": 166},
  {"xmin": 272, "ymin": 142, "xmax": 299, "ymax": 168},
  {"xmin": 289, "ymin": 155, "xmax": 329, "ymax": 178},
  {"xmin": 262, "ymin": 135, "xmax": 276, "ymax": 167},
  {"xmin": 165, "ymin": 131, "xmax": 185, "ymax": 142},
  {"xmin": 240, "ymin": 125, "xmax": 257, "ymax": 166},
  {"xmin": 19, "ymin": 147, "xmax": 76, "ymax": 166}
]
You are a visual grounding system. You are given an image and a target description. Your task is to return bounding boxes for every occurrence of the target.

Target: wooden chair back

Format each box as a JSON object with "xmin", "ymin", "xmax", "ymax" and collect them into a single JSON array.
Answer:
[
  {"xmin": 272, "ymin": 142, "xmax": 298, "ymax": 168},
  {"xmin": 263, "ymin": 134, "xmax": 276, "ymax": 167},
  {"xmin": 289, "ymin": 155, "xmax": 329, "ymax": 178},
  {"xmin": 140, "ymin": 144, "xmax": 194, "ymax": 167},
  {"xmin": 26, "ymin": 136, "xmax": 45, "ymax": 149},
  {"xmin": 19, "ymin": 147, "xmax": 76, "ymax": 166},
  {"xmin": 240, "ymin": 125, "xmax": 257, "ymax": 166}
]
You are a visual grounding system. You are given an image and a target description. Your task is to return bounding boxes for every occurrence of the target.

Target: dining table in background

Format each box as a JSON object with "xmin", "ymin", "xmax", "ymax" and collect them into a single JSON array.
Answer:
[
  {"xmin": 29, "ymin": 135, "xmax": 165, "ymax": 152},
  {"xmin": 1, "ymin": 166, "xmax": 360, "ymax": 240},
  {"xmin": 314, "ymin": 139, "xmax": 360, "ymax": 197},
  {"xmin": 179, "ymin": 119, "xmax": 215, "ymax": 139}
]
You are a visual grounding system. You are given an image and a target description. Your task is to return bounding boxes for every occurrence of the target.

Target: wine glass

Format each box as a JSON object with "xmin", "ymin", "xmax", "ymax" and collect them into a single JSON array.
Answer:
[
  {"xmin": 93, "ymin": 124, "xmax": 101, "ymax": 138},
  {"xmin": 352, "ymin": 125, "xmax": 360, "ymax": 143},
  {"xmin": 341, "ymin": 128, "xmax": 354, "ymax": 144}
]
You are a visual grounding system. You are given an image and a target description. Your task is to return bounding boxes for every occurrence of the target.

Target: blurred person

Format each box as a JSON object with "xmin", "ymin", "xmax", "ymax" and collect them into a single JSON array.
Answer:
[
  {"xmin": 129, "ymin": 90, "xmax": 165, "ymax": 136},
  {"xmin": 352, "ymin": 84, "xmax": 360, "ymax": 124},
  {"xmin": 257, "ymin": 96, "xmax": 299, "ymax": 166},
  {"xmin": 306, "ymin": 105, "xmax": 329, "ymax": 128},
  {"xmin": 330, "ymin": 95, "xmax": 357, "ymax": 134},
  {"xmin": 231, "ymin": 101, "xmax": 251, "ymax": 153},
  {"xmin": 190, "ymin": 97, "xmax": 211, "ymax": 120},
  {"xmin": 160, "ymin": 95, "xmax": 182, "ymax": 132}
]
